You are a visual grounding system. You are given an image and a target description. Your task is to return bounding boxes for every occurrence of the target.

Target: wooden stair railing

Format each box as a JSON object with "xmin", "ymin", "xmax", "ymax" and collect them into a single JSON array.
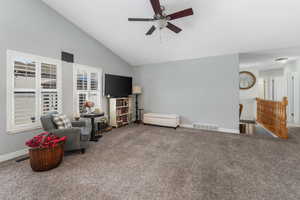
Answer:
[
  {"xmin": 239, "ymin": 104, "xmax": 243, "ymax": 119},
  {"xmin": 256, "ymin": 97, "xmax": 288, "ymax": 139}
]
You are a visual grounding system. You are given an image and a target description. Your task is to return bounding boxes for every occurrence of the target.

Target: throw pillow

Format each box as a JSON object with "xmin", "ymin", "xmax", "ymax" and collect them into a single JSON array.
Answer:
[{"xmin": 52, "ymin": 114, "xmax": 72, "ymax": 129}]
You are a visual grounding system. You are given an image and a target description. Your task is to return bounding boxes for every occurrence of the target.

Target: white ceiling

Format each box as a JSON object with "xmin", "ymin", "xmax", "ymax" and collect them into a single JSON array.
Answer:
[
  {"xmin": 239, "ymin": 46, "xmax": 300, "ymax": 70},
  {"xmin": 42, "ymin": 0, "xmax": 300, "ymax": 66}
]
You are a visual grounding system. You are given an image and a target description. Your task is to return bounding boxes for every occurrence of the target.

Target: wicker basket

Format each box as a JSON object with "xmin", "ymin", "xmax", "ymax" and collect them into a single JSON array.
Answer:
[{"xmin": 29, "ymin": 142, "xmax": 64, "ymax": 172}]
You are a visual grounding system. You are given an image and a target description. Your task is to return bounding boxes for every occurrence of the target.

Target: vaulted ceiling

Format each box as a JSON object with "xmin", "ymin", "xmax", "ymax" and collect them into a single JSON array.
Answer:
[
  {"xmin": 240, "ymin": 46, "xmax": 300, "ymax": 70},
  {"xmin": 42, "ymin": 0, "xmax": 300, "ymax": 66}
]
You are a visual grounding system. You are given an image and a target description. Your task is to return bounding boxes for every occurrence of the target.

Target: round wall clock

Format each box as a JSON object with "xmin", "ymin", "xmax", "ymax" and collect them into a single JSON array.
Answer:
[{"xmin": 239, "ymin": 71, "xmax": 256, "ymax": 90}]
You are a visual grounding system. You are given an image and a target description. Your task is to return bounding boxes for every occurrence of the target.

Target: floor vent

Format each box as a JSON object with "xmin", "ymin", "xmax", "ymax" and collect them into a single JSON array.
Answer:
[{"xmin": 193, "ymin": 123, "xmax": 219, "ymax": 131}]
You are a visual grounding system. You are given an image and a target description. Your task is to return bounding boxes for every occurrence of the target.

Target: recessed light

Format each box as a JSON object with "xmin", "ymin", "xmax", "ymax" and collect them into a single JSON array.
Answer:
[{"xmin": 275, "ymin": 57, "xmax": 288, "ymax": 62}]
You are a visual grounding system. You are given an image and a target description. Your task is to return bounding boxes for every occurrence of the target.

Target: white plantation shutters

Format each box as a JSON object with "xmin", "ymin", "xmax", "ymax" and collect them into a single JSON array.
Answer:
[
  {"xmin": 74, "ymin": 65, "xmax": 102, "ymax": 114},
  {"xmin": 14, "ymin": 92, "xmax": 36, "ymax": 125},
  {"xmin": 79, "ymin": 93, "xmax": 87, "ymax": 113},
  {"xmin": 88, "ymin": 93, "xmax": 98, "ymax": 104},
  {"xmin": 41, "ymin": 63, "xmax": 59, "ymax": 115},
  {"xmin": 7, "ymin": 50, "xmax": 62, "ymax": 132},
  {"xmin": 13, "ymin": 59, "xmax": 37, "ymax": 127},
  {"xmin": 42, "ymin": 92, "xmax": 58, "ymax": 115},
  {"xmin": 77, "ymin": 69, "xmax": 88, "ymax": 90},
  {"xmin": 41, "ymin": 63, "xmax": 57, "ymax": 89},
  {"xmin": 14, "ymin": 60, "xmax": 36, "ymax": 89},
  {"xmin": 90, "ymin": 72, "xmax": 98, "ymax": 90}
]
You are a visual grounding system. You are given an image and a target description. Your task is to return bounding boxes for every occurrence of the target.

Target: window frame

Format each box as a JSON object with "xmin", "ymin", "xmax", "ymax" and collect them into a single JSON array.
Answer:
[
  {"xmin": 6, "ymin": 50, "xmax": 62, "ymax": 134},
  {"xmin": 73, "ymin": 64, "xmax": 102, "ymax": 115}
]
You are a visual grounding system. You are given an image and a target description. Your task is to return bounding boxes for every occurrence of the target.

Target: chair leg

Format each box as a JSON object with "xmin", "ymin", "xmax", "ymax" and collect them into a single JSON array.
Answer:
[{"xmin": 81, "ymin": 149, "xmax": 86, "ymax": 154}]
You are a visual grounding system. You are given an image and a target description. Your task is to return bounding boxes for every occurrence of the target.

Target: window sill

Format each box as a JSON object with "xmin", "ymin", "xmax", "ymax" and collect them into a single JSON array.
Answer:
[{"xmin": 7, "ymin": 126, "xmax": 42, "ymax": 135}]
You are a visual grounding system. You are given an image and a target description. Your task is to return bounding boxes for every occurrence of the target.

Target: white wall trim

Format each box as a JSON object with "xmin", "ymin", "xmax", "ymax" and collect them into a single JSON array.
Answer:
[
  {"xmin": 218, "ymin": 128, "xmax": 240, "ymax": 134},
  {"xmin": 287, "ymin": 123, "xmax": 300, "ymax": 127},
  {"xmin": 180, "ymin": 124, "xmax": 240, "ymax": 134},
  {"xmin": 180, "ymin": 124, "xmax": 194, "ymax": 129},
  {"xmin": 0, "ymin": 148, "xmax": 28, "ymax": 163}
]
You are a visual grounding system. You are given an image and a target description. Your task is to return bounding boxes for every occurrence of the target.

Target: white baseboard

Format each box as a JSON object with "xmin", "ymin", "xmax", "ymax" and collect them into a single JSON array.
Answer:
[
  {"xmin": 287, "ymin": 123, "xmax": 300, "ymax": 127},
  {"xmin": 0, "ymin": 148, "xmax": 28, "ymax": 163},
  {"xmin": 180, "ymin": 124, "xmax": 194, "ymax": 129},
  {"xmin": 218, "ymin": 128, "xmax": 240, "ymax": 134},
  {"xmin": 180, "ymin": 124, "xmax": 240, "ymax": 134}
]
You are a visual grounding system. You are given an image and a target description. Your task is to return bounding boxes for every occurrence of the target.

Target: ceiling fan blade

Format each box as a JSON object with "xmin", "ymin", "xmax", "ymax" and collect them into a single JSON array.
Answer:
[
  {"xmin": 150, "ymin": 0, "xmax": 162, "ymax": 15},
  {"xmin": 146, "ymin": 25, "xmax": 156, "ymax": 35},
  {"xmin": 166, "ymin": 22, "xmax": 182, "ymax": 33},
  {"xmin": 167, "ymin": 8, "xmax": 194, "ymax": 20},
  {"xmin": 128, "ymin": 18, "xmax": 155, "ymax": 22}
]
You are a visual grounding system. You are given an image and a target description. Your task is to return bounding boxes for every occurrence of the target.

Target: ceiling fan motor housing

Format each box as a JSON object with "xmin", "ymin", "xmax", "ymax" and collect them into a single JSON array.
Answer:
[
  {"xmin": 158, "ymin": 19, "xmax": 168, "ymax": 29},
  {"xmin": 154, "ymin": 5, "xmax": 169, "ymax": 29}
]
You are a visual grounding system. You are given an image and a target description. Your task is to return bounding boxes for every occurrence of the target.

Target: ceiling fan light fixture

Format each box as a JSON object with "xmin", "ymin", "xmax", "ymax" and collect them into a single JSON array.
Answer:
[{"xmin": 158, "ymin": 19, "xmax": 168, "ymax": 29}]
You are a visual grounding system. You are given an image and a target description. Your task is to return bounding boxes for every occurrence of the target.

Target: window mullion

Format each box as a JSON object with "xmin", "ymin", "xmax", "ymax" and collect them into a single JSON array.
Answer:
[
  {"xmin": 8, "ymin": 54, "xmax": 15, "ymax": 131},
  {"xmin": 36, "ymin": 61, "xmax": 42, "ymax": 122},
  {"xmin": 88, "ymin": 71, "xmax": 91, "ymax": 91},
  {"xmin": 57, "ymin": 62, "xmax": 62, "ymax": 114}
]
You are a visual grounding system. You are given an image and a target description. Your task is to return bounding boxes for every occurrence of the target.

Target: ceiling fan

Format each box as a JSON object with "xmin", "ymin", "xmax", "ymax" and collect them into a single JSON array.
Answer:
[{"xmin": 128, "ymin": 0, "xmax": 194, "ymax": 35}]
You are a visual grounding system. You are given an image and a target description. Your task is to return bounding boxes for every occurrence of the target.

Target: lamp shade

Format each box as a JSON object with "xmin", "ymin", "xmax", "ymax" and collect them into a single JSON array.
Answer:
[{"xmin": 132, "ymin": 86, "xmax": 142, "ymax": 94}]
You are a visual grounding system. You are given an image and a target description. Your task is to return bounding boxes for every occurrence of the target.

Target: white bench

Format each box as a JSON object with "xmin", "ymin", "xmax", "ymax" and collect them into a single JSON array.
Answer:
[{"xmin": 143, "ymin": 113, "xmax": 180, "ymax": 129}]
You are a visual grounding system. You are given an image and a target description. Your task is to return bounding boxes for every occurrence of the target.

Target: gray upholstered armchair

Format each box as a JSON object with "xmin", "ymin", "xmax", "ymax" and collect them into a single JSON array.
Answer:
[{"xmin": 40, "ymin": 112, "xmax": 90, "ymax": 153}]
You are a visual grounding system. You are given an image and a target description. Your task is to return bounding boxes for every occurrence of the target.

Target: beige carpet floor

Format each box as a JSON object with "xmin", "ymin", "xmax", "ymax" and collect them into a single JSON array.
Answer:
[{"xmin": 0, "ymin": 125, "xmax": 300, "ymax": 200}]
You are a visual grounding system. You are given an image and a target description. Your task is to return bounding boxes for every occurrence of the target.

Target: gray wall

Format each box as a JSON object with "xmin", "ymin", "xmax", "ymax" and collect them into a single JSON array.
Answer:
[
  {"xmin": 0, "ymin": 0, "xmax": 132, "ymax": 155},
  {"xmin": 134, "ymin": 54, "xmax": 240, "ymax": 131}
]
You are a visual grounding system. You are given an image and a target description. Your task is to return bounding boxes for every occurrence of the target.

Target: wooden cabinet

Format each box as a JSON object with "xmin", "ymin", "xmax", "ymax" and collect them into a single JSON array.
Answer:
[{"xmin": 109, "ymin": 97, "xmax": 134, "ymax": 128}]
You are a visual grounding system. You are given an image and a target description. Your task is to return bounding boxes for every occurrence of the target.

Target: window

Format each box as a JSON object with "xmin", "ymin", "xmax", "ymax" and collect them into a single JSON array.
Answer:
[
  {"xmin": 74, "ymin": 64, "xmax": 102, "ymax": 114},
  {"xmin": 79, "ymin": 93, "xmax": 87, "ymax": 113},
  {"xmin": 41, "ymin": 92, "xmax": 59, "ymax": 115},
  {"xmin": 7, "ymin": 50, "xmax": 62, "ymax": 133}
]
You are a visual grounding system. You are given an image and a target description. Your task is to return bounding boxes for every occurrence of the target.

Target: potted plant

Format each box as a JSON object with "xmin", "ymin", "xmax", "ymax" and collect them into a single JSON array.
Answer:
[{"xmin": 25, "ymin": 132, "xmax": 67, "ymax": 172}]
